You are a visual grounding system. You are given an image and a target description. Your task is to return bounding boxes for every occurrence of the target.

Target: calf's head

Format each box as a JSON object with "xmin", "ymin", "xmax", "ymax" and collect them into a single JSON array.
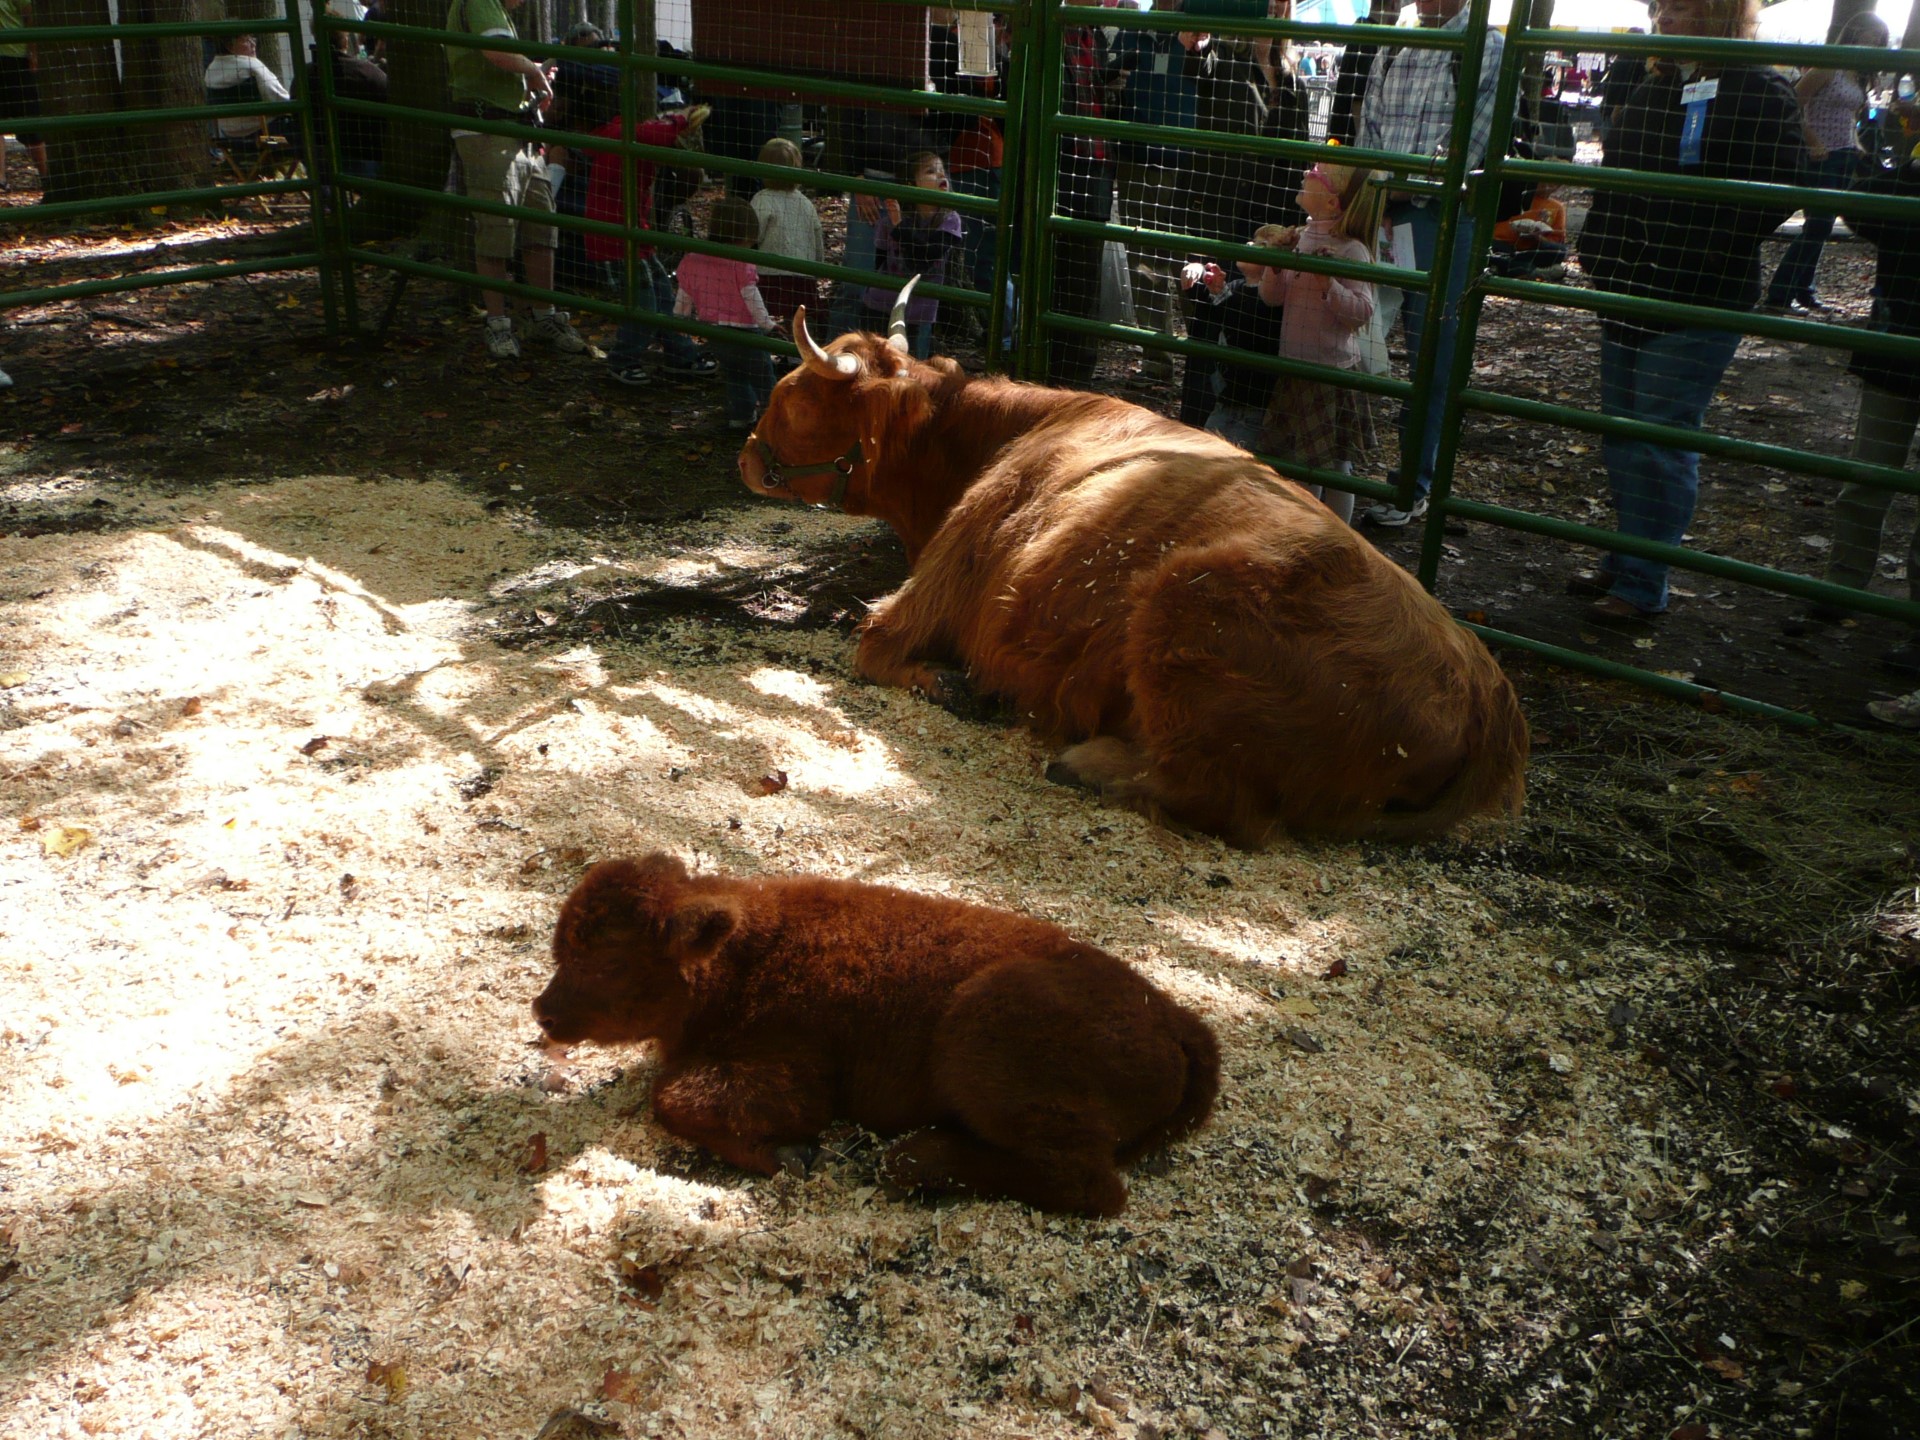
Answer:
[
  {"xmin": 737, "ymin": 281, "xmax": 949, "ymax": 510},
  {"xmin": 533, "ymin": 853, "xmax": 742, "ymax": 1047}
]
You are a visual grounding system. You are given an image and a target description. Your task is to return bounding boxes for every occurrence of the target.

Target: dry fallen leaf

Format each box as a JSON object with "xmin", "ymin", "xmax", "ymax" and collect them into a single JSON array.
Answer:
[
  {"xmin": 520, "ymin": 1132, "xmax": 548, "ymax": 1174},
  {"xmin": 601, "ymin": 1369, "xmax": 649, "ymax": 1405},
  {"xmin": 180, "ymin": 696, "xmax": 203, "ymax": 716},
  {"xmin": 299, "ymin": 735, "xmax": 330, "ymax": 756},
  {"xmin": 620, "ymin": 1259, "xmax": 666, "ymax": 1301},
  {"xmin": 754, "ymin": 770, "xmax": 790, "ymax": 796},
  {"xmin": 42, "ymin": 825, "xmax": 92, "ymax": 858},
  {"xmin": 365, "ymin": 1360, "xmax": 408, "ymax": 1401}
]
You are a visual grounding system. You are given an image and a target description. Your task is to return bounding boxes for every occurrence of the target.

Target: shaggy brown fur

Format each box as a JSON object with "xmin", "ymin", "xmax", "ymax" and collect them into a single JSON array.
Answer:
[
  {"xmin": 737, "ymin": 326, "xmax": 1528, "ymax": 845},
  {"xmin": 534, "ymin": 854, "xmax": 1220, "ymax": 1216}
]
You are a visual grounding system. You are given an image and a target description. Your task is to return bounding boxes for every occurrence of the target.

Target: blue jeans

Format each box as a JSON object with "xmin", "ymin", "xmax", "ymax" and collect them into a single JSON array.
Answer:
[
  {"xmin": 713, "ymin": 333, "xmax": 775, "ymax": 426},
  {"xmin": 607, "ymin": 255, "xmax": 704, "ymax": 369},
  {"xmin": 1391, "ymin": 200, "xmax": 1477, "ymax": 499},
  {"xmin": 1597, "ymin": 325, "xmax": 1743, "ymax": 613},
  {"xmin": 828, "ymin": 193, "xmax": 882, "ymax": 339},
  {"xmin": 1765, "ymin": 147, "xmax": 1855, "ymax": 306}
]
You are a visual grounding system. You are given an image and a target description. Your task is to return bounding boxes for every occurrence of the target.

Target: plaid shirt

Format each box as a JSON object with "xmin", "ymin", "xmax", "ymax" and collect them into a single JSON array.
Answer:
[{"xmin": 1358, "ymin": 11, "xmax": 1504, "ymax": 197}]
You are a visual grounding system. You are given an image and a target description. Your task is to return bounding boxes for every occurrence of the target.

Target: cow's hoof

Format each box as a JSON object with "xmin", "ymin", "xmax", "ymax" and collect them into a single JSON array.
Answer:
[
  {"xmin": 1044, "ymin": 759, "xmax": 1093, "ymax": 791},
  {"xmin": 773, "ymin": 1144, "xmax": 818, "ymax": 1177}
]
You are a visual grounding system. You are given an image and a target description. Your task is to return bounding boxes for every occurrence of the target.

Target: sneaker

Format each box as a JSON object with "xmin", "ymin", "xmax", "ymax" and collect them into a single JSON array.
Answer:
[
  {"xmin": 1866, "ymin": 689, "xmax": 1920, "ymax": 728},
  {"xmin": 484, "ymin": 319, "xmax": 521, "ymax": 361},
  {"xmin": 606, "ymin": 363, "xmax": 653, "ymax": 387},
  {"xmin": 0, "ymin": 364, "xmax": 12, "ymax": 389},
  {"xmin": 1531, "ymin": 262, "xmax": 1567, "ymax": 282},
  {"xmin": 726, "ymin": 419, "xmax": 753, "ymax": 433},
  {"xmin": 662, "ymin": 354, "xmax": 718, "ymax": 377},
  {"xmin": 1364, "ymin": 495, "xmax": 1429, "ymax": 528},
  {"xmin": 528, "ymin": 308, "xmax": 590, "ymax": 355}
]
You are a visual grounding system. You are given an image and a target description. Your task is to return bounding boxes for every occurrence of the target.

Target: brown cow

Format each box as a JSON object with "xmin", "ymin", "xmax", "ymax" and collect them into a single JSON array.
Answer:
[
  {"xmin": 736, "ymin": 290, "xmax": 1527, "ymax": 845},
  {"xmin": 533, "ymin": 853, "xmax": 1220, "ymax": 1216}
]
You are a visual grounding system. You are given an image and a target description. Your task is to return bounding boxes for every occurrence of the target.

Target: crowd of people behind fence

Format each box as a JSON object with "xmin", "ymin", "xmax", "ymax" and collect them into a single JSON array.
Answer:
[
  {"xmin": 1, "ymin": 0, "xmax": 1917, "ymax": 719},
  {"xmin": 471, "ymin": 0, "xmax": 1917, "ymax": 721}
]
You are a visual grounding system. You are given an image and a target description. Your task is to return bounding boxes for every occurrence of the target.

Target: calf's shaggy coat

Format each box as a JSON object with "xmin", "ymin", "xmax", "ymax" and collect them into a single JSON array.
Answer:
[
  {"xmin": 533, "ymin": 854, "xmax": 1220, "ymax": 1216},
  {"xmin": 738, "ymin": 309, "xmax": 1529, "ymax": 845}
]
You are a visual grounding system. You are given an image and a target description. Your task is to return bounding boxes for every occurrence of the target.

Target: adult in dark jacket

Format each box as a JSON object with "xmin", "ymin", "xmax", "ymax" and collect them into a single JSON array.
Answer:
[
  {"xmin": 1178, "ymin": 18, "xmax": 1308, "ymax": 427},
  {"xmin": 1572, "ymin": 0, "xmax": 1806, "ymax": 622},
  {"xmin": 1820, "ymin": 155, "xmax": 1920, "ymax": 698}
]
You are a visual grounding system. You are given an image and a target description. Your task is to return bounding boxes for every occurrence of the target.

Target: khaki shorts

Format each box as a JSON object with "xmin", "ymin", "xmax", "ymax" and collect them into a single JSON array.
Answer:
[{"xmin": 455, "ymin": 131, "xmax": 556, "ymax": 260}]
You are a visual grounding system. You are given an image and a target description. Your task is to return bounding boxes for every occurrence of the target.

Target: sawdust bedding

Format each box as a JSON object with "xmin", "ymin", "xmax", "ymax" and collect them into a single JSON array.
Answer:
[{"xmin": 0, "ymin": 471, "xmax": 1905, "ymax": 1439}]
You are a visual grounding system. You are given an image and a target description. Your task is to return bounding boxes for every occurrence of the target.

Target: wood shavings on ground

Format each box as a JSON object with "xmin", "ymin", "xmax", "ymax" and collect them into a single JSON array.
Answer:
[{"xmin": 1, "ymin": 474, "xmax": 1916, "ymax": 1440}]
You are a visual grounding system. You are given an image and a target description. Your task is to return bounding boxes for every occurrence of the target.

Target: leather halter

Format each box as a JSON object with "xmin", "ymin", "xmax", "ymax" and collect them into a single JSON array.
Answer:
[{"xmin": 747, "ymin": 435, "xmax": 865, "ymax": 510}]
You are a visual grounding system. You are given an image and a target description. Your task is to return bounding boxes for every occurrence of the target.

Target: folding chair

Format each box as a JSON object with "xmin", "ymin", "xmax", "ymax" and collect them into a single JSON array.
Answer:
[{"xmin": 207, "ymin": 76, "xmax": 297, "ymax": 204}]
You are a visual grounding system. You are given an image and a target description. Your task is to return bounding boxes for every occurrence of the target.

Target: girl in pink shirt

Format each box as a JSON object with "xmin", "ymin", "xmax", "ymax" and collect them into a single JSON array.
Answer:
[
  {"xmin": 674, "ymin": 197, "xmax": 782, "ymax": 430},
  {"xmin": 1256, "ymin": 162, "xmax": 1386, "ymax": 524}
]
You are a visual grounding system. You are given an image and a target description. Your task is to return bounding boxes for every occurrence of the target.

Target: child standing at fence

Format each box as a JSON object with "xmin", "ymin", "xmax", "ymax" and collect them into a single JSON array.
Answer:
[
  {"xmin": 674, "ymin": 196, "xmax": 782, "ymax": 432},
  {"xmin": 750, "ymin": 136, "xmax": 825, "ymax": 329},
  {"xmin": 1256, "ymin": 161, "xmax": 1385, "ymax": 525},
  {"xmin": 586, "ymin": 103, "xmax": 719, "ymax": 385},
  {"xmin": 1180, "ymin": 223, "xmax": 1297, "ymax": 452},
  {"xmin": 863, "ymin": 151, "xmax": 964, "ymax": 358}
]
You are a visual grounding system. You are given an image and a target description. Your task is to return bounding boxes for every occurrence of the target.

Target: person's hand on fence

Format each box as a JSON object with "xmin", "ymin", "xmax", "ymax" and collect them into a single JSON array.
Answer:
[
  {"xmin": 855, "ymin": 193, "xmax": 883, "ymax": 225},
  {"xmin": 884, "ymin": 198, "xmax": 902, "ymax": 226}
]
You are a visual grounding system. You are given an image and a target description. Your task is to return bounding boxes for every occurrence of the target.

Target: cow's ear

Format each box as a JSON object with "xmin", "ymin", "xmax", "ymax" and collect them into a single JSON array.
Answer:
[{"xmin": 662, "ymin": 897, "xmax": 741, "ymax": 972}]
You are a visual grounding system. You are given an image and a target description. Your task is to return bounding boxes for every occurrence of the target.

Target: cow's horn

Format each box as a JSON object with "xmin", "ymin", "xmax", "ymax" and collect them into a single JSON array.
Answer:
[
  {"xmin": 793, "ymin": 305, "xmax": 857, "ymax": 379},
  {"xmin": 887, "ymin": 275, "xmax": 921, "ymax": 353}
]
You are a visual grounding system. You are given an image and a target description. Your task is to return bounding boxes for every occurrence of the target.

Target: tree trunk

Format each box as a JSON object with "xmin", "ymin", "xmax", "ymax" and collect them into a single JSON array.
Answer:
[
  {"xmin": 119, "ymin": 0, "xmax": 215, "ymax": 194},
  {"xmin": 35, "ymin": 0, "xmax": 141, "ymax": 202}
]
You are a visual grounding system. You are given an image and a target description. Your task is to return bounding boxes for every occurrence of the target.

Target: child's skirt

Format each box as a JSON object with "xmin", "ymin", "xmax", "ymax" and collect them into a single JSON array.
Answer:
[{"xmin": 1261, "ymin": 374, "xmax": 1377, "ymax": 472}]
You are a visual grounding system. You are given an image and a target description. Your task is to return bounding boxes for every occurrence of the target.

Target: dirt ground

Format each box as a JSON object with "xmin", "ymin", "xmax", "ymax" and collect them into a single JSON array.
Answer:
[{"xmin": 2, "ymin": 204, "xmax": 1919, "ymax": 1440}]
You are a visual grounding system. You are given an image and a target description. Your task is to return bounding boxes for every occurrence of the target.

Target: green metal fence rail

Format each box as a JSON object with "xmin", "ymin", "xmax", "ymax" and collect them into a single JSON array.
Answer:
[
  {"xmin": 0, "ymin": 11, "xmax": 333, "ymax": 327},
  {"xmin": 4, "ymin": 0, "xmax": 1920, "ymax": 726},
  {"xmin": 1438, "ymin": 0, "xmax": 1920, "ymax": 720},
  {"xmin": 319, "ymin": 0, "xmax": 1024, "ymax": 360}
]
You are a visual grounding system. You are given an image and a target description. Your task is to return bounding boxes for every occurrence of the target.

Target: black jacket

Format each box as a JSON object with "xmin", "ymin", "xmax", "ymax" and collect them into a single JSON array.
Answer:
[
  {"xmin": 1579, "ymin": 65, "xmax": 1807, "ymax": 335},
  {"xmin": 1842, "ymin": 157, "xmax": 1920, "ymax": 399}
]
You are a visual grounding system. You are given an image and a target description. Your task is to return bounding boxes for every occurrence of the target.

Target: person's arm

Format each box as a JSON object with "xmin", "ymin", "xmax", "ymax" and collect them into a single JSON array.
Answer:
[
  {"xmin": 247, "ymin": 55, "xmax": 291, "ymax": 103},
  {"xmin": 466, "ymin": 0, "xmax": 551, "ymax": 103},
  {"xmin": 742, "ymin": 281, "xmax": 777, "ymax": 332}
]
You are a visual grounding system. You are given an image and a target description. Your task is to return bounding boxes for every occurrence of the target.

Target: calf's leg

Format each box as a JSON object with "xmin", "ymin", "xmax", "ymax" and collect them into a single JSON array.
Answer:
[
  {"xmin": 651, "ymin": 1059, "xmax": 830, "ymax": 1176},
  {"xmin": 881, "ymin": 1127, "xmax": 1128, "ymax": 1217}
]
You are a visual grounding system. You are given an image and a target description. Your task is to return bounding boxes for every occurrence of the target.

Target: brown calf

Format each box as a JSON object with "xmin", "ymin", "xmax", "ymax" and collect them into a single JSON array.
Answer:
[{"xmin": 533, "ymin": 854, "xmax": 1220, "ymax": 1215}]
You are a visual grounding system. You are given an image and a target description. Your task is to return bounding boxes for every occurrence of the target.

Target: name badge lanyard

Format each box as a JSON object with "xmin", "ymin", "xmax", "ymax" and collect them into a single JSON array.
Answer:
[{"xmin": 1678, "ymin": 78, "xmax": 1718, "ymax": 167}]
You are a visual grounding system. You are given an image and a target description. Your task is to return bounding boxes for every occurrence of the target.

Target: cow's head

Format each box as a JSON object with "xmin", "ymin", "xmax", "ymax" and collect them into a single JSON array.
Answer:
[
  {"xmin": 737, "ymin": 278, "xmax": 948, "ymax": 510},
  {"xmin": 532, "ymin": 854, "xmax": 740, "ymax": 1047}
]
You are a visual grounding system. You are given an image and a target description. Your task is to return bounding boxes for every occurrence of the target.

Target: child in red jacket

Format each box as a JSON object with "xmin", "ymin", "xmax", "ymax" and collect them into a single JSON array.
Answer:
[{"xmin": 585, "ymin": 102, "xmax": 718, "ymax": 385}]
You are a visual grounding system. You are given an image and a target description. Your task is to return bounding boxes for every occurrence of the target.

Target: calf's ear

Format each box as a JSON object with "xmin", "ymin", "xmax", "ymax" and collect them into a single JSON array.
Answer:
[{"xmin": 663, "ymin": 897, "xmax": 741, "ymax": 970}]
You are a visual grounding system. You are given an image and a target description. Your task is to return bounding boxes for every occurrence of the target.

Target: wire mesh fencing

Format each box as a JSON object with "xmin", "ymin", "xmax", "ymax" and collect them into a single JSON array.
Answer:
[{"xmin": 4, "ymin": 0, "xmax": 1920, "ymax": 721}]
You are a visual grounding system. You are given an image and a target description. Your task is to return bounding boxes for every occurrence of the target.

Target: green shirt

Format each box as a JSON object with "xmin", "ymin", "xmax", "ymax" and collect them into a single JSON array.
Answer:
[
  {"xmin": 0, "ymin": 0, "xmax": 29, "ymax": 62},
  {"xmin": 444, "ymin": 0, "xmax": 526, "ymax": 113}
]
